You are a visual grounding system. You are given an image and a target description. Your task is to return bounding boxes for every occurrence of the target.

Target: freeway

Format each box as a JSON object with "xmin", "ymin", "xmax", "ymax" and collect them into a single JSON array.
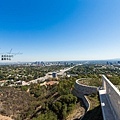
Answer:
[{"xmin": 23, "ymin": 66, "xmax": 77, "ymax": 85}]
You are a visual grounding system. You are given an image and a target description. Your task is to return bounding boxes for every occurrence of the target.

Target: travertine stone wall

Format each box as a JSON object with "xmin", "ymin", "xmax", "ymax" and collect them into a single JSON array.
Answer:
[
  {"xmin": 72, "ymin": 89, "xmax": 89, "ymax": 111},
  {"xmin": 73, "ymin": 79, "xmax": 98, "ymax": 111},
  {"xmin": 74, "ymin": 79, "xmax": 98, "ymax": 95},
  {"xmin": 73, "ymin": 79, "xmax": 100, "ymax": 120}
]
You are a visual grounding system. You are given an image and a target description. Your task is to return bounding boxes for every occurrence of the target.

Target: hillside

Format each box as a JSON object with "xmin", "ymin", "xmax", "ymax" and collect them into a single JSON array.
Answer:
[{"xmin": 0, "ymin": 87, "xmax": 36, "ymax": 120}]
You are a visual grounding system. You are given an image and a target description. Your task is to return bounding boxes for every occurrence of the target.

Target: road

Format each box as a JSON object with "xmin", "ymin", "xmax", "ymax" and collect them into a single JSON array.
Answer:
[{"xmin": 22, "ymin": 65, "xmax": 77, "ymax": 85}]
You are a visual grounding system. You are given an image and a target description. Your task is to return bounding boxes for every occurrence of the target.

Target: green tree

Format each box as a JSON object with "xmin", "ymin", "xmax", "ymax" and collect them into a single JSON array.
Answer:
[{"xmin": 33, "ymin": 111, "xmax": 57, "ymax": 120}]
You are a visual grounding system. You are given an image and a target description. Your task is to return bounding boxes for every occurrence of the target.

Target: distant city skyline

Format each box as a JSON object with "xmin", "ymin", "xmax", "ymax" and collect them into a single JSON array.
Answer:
[{"xmin": 0, "ymin": 0, "xmax": 120, "ymax": 62}]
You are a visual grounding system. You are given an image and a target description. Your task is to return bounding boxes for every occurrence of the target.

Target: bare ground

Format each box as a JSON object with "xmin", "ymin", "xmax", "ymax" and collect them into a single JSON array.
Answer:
[
  {"xmin": 66, "ymin": 102, "xmax": 85, "ymax": 120},
  {"xmin": 0, "ymin": 114, "xmax": 12, "ymax": 120}
]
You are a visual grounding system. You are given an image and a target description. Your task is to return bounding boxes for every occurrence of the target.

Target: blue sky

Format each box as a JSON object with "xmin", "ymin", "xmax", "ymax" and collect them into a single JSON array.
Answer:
[{"xmin": 0, "ymin": 0, "xmax": 120, "ymax": 62}]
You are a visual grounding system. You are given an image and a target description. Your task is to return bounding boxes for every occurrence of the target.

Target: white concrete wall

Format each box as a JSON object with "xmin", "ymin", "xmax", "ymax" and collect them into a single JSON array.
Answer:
[{"xmin": 102, "ymin": 75, "xmax": 120, "ymax": 120}]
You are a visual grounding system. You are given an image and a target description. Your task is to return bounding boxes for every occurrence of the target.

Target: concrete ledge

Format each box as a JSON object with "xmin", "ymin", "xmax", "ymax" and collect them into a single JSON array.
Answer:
[
  {"xmin": 99, "ymin": 90, "xmax": 116, "ymax": 120},
  {"xmin": 102, "ymin": 75, "xmax": 120, "ymax": 120},
  {"xmin": 102, "ymin": 75, "xmax": 120, "ymax": 94}
]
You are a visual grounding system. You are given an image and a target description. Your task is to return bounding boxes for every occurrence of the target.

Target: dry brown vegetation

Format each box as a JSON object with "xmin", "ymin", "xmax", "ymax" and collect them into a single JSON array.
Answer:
[{"xmin": 0, "ymin": 87, "xmax": 36, "ymax": 120}]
